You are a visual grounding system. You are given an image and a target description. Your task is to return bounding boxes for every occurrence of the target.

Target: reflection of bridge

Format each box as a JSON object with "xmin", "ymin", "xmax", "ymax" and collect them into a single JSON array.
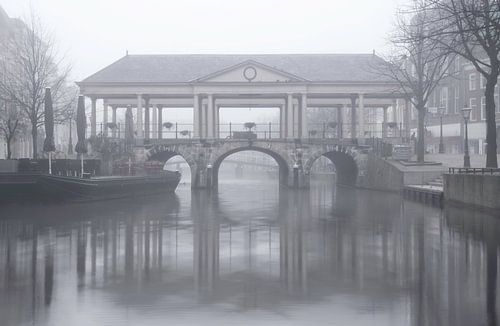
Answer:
[{"xmin": 127, "ymin": 138, "xmax": 368, "ymax": 189}]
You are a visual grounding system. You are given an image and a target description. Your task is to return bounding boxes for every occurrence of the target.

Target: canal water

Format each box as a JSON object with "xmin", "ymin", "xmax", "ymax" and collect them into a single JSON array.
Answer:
[{"xmin": 0, "ymin": 179, "xmax": 498, "ymax": 326}]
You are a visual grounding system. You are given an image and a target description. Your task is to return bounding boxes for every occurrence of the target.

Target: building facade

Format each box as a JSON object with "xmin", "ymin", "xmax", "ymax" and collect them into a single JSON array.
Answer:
[{"xmin": 412, "ymin": 56, "xmax": 500, "ymax": 155}]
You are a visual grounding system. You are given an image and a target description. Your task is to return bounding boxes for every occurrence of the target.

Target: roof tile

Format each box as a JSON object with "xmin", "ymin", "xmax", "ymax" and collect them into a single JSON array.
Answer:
[{"xmin": 80, "ymin": 54, "xmax": 390, "ymax": 84}]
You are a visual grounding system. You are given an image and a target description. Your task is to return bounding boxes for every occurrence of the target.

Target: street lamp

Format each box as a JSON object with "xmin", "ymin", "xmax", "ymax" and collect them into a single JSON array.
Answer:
[
  {"xmin": 461, "ymin": 105, "xmax": 472, "ymax": 167},
  {"xmin": 438, "ymin": 106, "xmax": 445, "ymax": 153}
]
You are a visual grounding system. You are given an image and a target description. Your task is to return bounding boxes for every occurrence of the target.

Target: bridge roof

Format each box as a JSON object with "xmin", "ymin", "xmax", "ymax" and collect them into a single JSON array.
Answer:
[{"xmin": 79, "ymin": 54, "xmax": 392, "ymax": 85}]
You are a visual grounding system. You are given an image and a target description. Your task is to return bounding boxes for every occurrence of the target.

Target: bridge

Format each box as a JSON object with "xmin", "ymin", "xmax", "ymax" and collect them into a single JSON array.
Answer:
[
  {"xmin": 121, "ymin": 137, "xmax": 369, "ymax": 189},
  {"xmin": 78, "ymin": 54, "xmax": 408, "ymax": 189}
]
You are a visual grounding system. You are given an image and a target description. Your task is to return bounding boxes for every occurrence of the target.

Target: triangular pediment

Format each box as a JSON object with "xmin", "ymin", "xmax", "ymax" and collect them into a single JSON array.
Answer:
[{"xmin": 192, "ymin": 60, "xmax": 307, "ymax": 83}]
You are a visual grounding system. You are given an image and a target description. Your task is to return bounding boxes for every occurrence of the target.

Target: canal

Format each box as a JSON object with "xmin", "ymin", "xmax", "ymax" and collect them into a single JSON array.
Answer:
[{"xmin": 0, "ymin": 179, "xmax": 498, "ymax": 326}]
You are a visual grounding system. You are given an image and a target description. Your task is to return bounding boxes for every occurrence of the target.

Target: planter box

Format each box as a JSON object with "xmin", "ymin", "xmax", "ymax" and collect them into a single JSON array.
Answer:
[{"xmin": 232, "ymin": 131, "xmax": 257, "ymax": 140}]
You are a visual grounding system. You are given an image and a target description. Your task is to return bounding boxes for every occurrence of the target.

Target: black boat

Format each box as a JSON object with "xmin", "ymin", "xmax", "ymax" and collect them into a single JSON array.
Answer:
[
  {"xmin": 0, "ymin": 170, "xmax": 181, "ymax": 203},
  {"xmin": 37, "ymin": 171, "xmax": 181, "ymax": 201}
]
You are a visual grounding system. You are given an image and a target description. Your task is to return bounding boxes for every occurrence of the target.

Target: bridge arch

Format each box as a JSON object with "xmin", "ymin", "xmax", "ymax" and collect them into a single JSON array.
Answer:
[
  {"xmin": 145, "ymin": 145, "xmax": 198, "ymax": 184},
  {"xmin": 304, "ymin": 147, "xmax": 359, "ymax": 186},
  {"xmin": 211, "ymin": 146, "xmax": 290, "ymax": 188}
]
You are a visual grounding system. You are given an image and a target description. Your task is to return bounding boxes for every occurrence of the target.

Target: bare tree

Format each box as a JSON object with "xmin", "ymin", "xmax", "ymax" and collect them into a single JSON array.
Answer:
[
  {"xmin": 426, "ymin": 0, "xmax": 500, "ymax": 167},
  {"xmin": 0, "ymin": 99, "xmax": 25, "ymax": 159},
  {"xmin": 0, "ymin": 10, "xmax": 75, "ymax": 158},
  {"xmin": 376, "ymin": 1, "xmax": 453, "ymax": 163}
]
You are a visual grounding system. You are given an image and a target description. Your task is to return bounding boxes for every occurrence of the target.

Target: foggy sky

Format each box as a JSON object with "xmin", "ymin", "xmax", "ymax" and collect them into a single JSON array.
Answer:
[{"xmin": 1, "ymin": 0, "xmax": 406, "ymax": 82}]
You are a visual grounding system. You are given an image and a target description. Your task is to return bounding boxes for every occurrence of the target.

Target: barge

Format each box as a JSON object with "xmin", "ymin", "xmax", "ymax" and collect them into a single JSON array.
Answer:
[{"xmin": 0, "ymin": 171, "xmax": 181, "ymax": 202}]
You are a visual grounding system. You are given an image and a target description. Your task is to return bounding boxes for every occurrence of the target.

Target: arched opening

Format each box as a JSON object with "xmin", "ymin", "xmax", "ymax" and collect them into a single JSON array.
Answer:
[
  {"xmin": 147, "ymin": 151, "xmax": 192, "ymax": 185},
  {"xmin": 218, "ymin": 107, "xmax": 281, "ymax": 139},
  {"xmin": 307, "ymin": 151, "xmax": 358, "ymax": 187},
  {"xmin": 213, "ymin": 147, "xmax": 288, "ymax": 189},
  {"xmin": 159, "ymin": 107, "xmax": 194, "ymax": 139}
]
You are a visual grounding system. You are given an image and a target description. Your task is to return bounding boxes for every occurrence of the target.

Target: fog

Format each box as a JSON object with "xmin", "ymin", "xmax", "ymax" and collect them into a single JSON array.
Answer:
[
  {"xmin": 4, "ymin": 1, "xmax": 499, "ymax": 325},
  {"xmin": 2, "ymin": 0, "xmax": 406, "ymax": 81}
]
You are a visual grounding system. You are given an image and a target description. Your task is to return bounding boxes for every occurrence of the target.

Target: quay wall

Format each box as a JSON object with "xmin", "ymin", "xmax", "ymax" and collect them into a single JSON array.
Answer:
[
  {"xmin": 444, "ymin": 174, "xmax": 500, "ymax": 211},
  {"xmin": 361, "ymin": 155, "xmax": 403, "ymax": 192},
  {"xmin": 361, "ymin": 155, "xmax": 445, "ymax": 192}
]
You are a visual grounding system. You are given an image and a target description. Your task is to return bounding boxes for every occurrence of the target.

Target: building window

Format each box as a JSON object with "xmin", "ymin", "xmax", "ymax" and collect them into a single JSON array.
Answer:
[
  {"xmin": 469, "ymin": 73, "xmax": 476, "ymax": 91},
  {"xmin": 480, "ymin": 75, "xmax": 486, "ymax": 89},
  {"xmin": 481, "ymin": 96, "xmax": 486, "ymax": 120},
  {"xmin": 440, "ymin": 87, "xmax": 449, "ymax": 113},
  {"xmin": 470, "ymin": 97, "xmax": 477, "ymax": 121},
  {"xmin": 454, "ymin": 85, "xmax": 460, "ymax": 113}
]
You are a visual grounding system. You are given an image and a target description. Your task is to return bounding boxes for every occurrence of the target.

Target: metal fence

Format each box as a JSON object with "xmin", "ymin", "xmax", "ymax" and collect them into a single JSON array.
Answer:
[
  {"xmin": 98, "ymin": 121, "xmax": 410, "ymax": 140},
  {"xmin": 448, "ymin": 167, "xmax": 500, "ymax": 175}
]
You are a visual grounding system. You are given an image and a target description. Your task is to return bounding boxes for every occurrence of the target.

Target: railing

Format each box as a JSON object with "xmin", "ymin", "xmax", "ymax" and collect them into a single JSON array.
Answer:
[
  {"xmin": 218, "ymin": 123, "xmax": 281, "ymax": 139},
  {"xmin": 366, "ymin": 137, "xmax": 393, "ymax": 158},
  {"xmin": 98, "ymin": 123, "xmax": 195, "ymax": 139},
  {"xmin": 97, "ymin": 122, "xmax": 410, "ymax": 141},
  {"xmin": 17, "ymin": 158, "xmax": 101, "ymax": 176},
  {"xmin": 448, "ymin": 167, "xmax": 500, "ymax": 174},
  {"xmin": 307, "ymin": 122, "xmax": 408, "ymax": 139}
]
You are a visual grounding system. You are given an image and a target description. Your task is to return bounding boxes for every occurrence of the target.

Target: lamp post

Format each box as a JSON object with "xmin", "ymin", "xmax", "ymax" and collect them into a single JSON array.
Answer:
[
  {"xmin": 438, "ymin": 106, "xmax": 445, "ymax": 153},
  {"xmin": 461, "ymin": 105, "xmax": 472, "ymax": 167}
]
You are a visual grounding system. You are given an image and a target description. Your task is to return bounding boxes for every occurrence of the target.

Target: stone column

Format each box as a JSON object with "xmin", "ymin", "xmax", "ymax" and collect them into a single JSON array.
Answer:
[
  {"xmin": 392, "ymin": 99, "xmax": 398, "ymax": 123},
  {"xmin": 102, "ymin": 100, "xmax": 109, "ymax": 137},
  {"xmin": 382, "ymin": 106, "xmax": 388, "ymax": 139},
  {"xmin": 152, "ymin": 106, "xmax": 157, "ymax": 139},
  {"xmin": 301, "ymin": 94, "xmax": 308, "ymax": 138},
  {"xmin": 337, "ymin": 106, "xmax": 343, "ymax": 138},
  {"xmin": 287, "ymin": 94, "xmax": 294, "ymax": 139},
  {"xmin": 358, "ymin": 94, "xmax": 365, "ymax": 139},
  {"xmin": 193, "ymin": 94, "xmax": 200, "ymax": 138},
  {"xmin": 350, "ymin": 96, "xmax": 357, "ymax": 139},
  {"xmin": 214, "ymin": 105, "xmax": 219, "ymax": 139},
  {"xmin": 201, "ymin": 99, "xmax": 207, "ymax": 138},
  {"xmin": 112, "ymin": 106, "xmax": 117, "ymax": 138},
  {"xmin": 280, "ymin": 105, "xmax": 286, "ymax": 138},
  {"xmin": 343, "ymin": 104, "xmax": 348, "ymax": 138},
  {"xmin": 91, "ymin": 97, "xmax": 97, "ymax": 137},
  {"xmin": 293, "ymin": 102, "xmax": 299, "ymax": 137},
  {"xmin": 157, "ymin": 106, "xmax": 163, "ymax": 139},
  {"xmin": 136, "ymin": 94, "xmax": 143, "ymax": 138},
  {"xmin": 144, "ymin": 97, "xmax": 150, "ymax": 140},
  {"xmin": 207, "ymin": 94, "xmax": 214, "ymax": 138}
]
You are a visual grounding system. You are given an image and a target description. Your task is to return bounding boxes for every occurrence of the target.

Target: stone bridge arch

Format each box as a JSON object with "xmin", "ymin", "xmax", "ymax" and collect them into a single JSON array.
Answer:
[
  {"xmin": 129, "ymin": 140, "xmax": 367, "ymax": 189},
  {"xmin": 302, "ymin": 145, "xmax": 366, "ymax": 187},
  {"xmin": 142, "ymin": 143, "xmax": 201, "ymax": 185},
  {"xmin": 210, "ymin": 143, "xmax": 292, "ymax": 188}
]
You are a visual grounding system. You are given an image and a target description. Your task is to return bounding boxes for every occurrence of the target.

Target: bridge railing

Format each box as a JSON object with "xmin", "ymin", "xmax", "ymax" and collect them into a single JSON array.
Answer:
[
  {"xmin": 97, "ymin": 121, "xmax": 410, "ymax": 142},
  {"xmin": 97, "ymin": 122, "xmax": 196, "ymax": 139},
  {"xmin": 307, "ymin": 122, "xmax": 408, "ymax": 139},
  {"xmin": 218, "ymin": 123, "xmax": 280, "ymax": 139}
]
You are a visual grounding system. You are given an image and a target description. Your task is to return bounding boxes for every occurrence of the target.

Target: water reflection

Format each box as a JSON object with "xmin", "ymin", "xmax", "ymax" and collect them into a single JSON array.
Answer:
[{"xmin": 0, "ymin": 182, "xmax": 498, "ymax": 325}]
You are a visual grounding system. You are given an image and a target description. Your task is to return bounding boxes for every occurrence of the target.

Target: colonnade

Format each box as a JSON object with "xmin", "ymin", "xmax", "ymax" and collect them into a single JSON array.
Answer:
[{"xmin": 87, "ymin": 93, "xmax": 410, "ymax": 141}]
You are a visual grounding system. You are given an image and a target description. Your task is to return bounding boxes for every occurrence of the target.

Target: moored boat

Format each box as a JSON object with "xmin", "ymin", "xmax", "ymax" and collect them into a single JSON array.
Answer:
[{"xmin": 37, "ymin": 171, "xmax": 181, "ymax": 201}]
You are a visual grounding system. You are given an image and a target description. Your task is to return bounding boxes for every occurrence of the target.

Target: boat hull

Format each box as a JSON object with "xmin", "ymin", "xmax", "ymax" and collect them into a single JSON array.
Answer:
[{"xmin": 37, "ymin": 172, "xmax": 181, "ymax": 201}]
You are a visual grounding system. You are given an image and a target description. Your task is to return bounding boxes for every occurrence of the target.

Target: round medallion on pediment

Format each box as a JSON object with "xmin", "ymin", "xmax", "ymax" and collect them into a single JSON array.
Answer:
[{"xmin": 243, "ymin": 66, "xmax": 257, "ymax": 81}]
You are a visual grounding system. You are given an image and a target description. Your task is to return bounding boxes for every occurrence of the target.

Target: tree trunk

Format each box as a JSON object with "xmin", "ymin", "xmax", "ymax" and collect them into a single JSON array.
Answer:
[
  {"xmin": 32, "ymin": 126, "xmax": 38, "ymax": 159},
  {"xmin": 6, "ymin": 136, "xmax": 12, "ymax": 159},
  {"xmin": 485, "ymin": 75, "xmax": 498, "ymax": 168},
  {"xmin": 417, "ymin": 106, "xmax": 426, "ymax": 163}
]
